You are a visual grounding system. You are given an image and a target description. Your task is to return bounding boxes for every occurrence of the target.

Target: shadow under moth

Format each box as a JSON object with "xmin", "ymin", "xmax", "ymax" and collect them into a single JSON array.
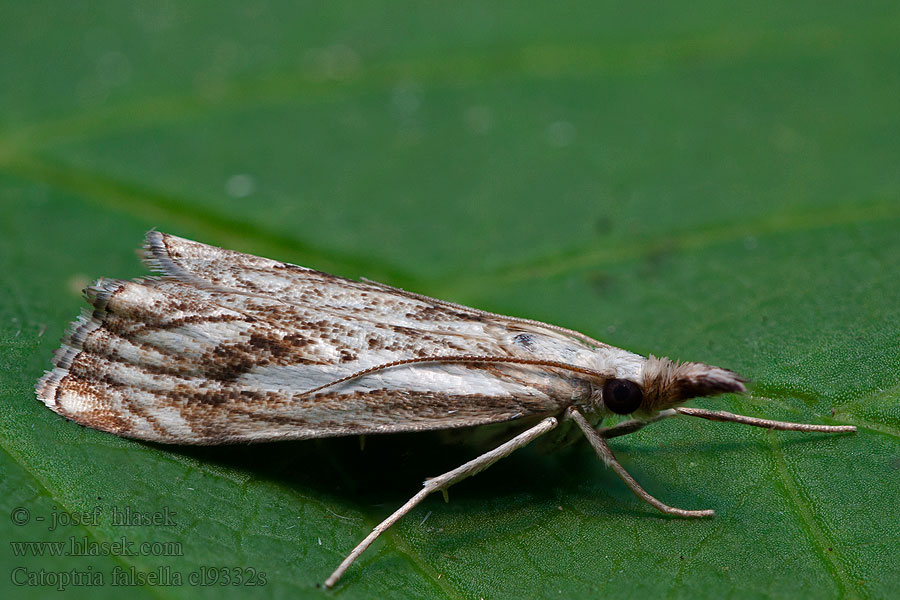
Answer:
[{"xmin": 36, "ymin": 231, "xmax": 856, "ymax": 588}]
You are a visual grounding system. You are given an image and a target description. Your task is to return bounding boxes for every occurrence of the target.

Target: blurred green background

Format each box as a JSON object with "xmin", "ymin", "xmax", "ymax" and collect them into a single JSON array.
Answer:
[{"xmin": 2, "ymin": 2, "xmax": 899, "ymax": 599}]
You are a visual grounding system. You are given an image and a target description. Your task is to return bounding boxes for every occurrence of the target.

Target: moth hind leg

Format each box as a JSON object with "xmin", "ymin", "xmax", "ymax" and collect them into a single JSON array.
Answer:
[{"xmin": 323, "ymin": 416, "xmax": 560, "ymax": 589}]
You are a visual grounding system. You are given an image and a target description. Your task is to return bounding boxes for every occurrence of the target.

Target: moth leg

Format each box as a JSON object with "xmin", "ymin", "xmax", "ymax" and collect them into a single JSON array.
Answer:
[
  {"xmin": 674, "ymin": 407, "xmax": 857, "ymax": 433},
  {"xmin": 597, "ymin": 409, "xmax": 677, "ymax": 439},
  {"xmin": 568, "ymin": 408, "xmax": 715, "ymax": 518},
  {"xmin": 323, "ymin": 416, "xmax": 560, "ymax": 589}
]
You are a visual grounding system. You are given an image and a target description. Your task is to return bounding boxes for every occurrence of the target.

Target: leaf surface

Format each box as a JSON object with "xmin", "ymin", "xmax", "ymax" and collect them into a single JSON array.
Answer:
[{"xmin": 2, "ymin": 3, "xmax": 899, "ymax": 598}]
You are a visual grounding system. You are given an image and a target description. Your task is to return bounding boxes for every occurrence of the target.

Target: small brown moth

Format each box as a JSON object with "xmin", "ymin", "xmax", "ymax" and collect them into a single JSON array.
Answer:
[{"xmin": 36, "ymin": 231, "xmax": 856, "ymax": 588}]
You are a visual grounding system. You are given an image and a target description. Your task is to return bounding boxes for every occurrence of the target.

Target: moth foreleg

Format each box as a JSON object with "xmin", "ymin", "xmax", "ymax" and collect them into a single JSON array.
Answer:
[
  {"xmin": 597, "ymin": 409, "xmax": 677, "ymax": 439},
  {"xmin": 568, "ymin": 408, "xmax": 715, "ymax": 518},
  {"xmin": 323, "ymin": 416, "xmax": 560, "ymax": 589},
  {"xmin": 674, "ymin": 407, "xmax": 857, "ymax": 433}
]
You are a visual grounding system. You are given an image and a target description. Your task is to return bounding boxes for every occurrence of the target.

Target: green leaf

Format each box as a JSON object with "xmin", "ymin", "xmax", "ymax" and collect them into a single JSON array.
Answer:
[{"xmin": 2, "ymin": 3, "xmax": 899, "ymax": 599}]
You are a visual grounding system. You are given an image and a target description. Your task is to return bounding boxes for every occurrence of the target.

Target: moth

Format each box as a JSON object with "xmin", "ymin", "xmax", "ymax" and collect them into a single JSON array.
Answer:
[{"xmin": 36, "ymin": 231, "xmax": 856, "ymax": 588}]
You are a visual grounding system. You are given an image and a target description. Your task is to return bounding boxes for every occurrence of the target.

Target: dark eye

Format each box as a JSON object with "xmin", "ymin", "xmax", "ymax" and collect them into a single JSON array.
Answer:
[{"xmin": 602, "ymin": 379, "xmax": 643, "ymax": 415}]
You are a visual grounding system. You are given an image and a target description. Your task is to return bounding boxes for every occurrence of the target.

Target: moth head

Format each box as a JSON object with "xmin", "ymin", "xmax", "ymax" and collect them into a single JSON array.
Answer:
[{"xmin": 599, "ymin": 355, "xmax": 747, "ymax": 417}]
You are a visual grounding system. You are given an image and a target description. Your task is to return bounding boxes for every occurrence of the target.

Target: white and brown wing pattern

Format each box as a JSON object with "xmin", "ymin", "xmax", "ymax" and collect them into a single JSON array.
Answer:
[
  {"xmin": 37, "ymin": 231, "xmax": 858, "ymax": 590},
  {"xmin": 36, "ymin": 232, "xmax": 604, "ymax": 444}
]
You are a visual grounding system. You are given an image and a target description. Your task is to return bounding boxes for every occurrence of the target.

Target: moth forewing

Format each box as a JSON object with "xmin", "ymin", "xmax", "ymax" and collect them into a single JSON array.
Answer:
[{"xmin": 35, "ymin": 231, "xmax": 857, "ymax": 588}]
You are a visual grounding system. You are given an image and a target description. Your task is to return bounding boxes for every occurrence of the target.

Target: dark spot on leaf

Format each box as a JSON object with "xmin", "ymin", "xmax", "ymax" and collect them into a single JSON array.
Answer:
[
  {"xmin": 595, "ymin": 215, "xmax": 613, "ymax": 234},
  {"xmin": 588, "ymin": 271, "xmax": 614, "ymax": 296}
]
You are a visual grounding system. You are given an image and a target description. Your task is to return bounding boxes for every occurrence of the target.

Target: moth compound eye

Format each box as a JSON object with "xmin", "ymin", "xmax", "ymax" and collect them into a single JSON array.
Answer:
[{"xmin": 602, "ymin": 379, "xmax": 643, "ymax": 415}]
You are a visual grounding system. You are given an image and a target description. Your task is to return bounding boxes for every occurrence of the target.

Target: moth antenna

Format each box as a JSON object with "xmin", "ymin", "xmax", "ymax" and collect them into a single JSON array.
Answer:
[
  {"xmin": 300, "ymin": 355, "xmax": 608, "ymax": 397},
  {"xmin": 674, "ymin": 407, "xmax": 856, "ymax": 433}
]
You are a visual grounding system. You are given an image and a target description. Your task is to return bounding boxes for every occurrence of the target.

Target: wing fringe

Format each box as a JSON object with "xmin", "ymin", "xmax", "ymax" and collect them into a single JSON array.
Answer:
[{"xmin": 35, "ymin": 278, "xmax": 127, "ymax": 413}]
